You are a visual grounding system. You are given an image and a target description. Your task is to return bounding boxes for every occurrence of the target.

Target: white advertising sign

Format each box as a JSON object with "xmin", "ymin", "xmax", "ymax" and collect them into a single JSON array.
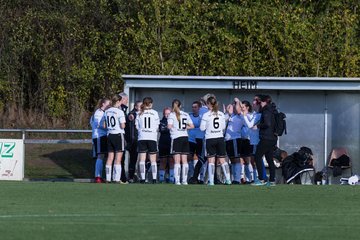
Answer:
[{"xmin": 0, "ymin": 139, "xmax": 24, "ymax": 181}]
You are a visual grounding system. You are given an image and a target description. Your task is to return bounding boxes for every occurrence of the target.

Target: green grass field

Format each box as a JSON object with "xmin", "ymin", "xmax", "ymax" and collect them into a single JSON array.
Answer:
[{"xmin": 1, "ymin": 182, "xmax": 360, "ymax": 240}]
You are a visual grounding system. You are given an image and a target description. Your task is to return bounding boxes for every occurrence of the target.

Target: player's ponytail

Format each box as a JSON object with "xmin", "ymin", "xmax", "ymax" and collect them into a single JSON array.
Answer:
[
  {"xmin": 207, "ymin": 96, "xmax": 219, "ymax": 114},
  {"xmin": 111, "ymin": 94, "xmax": 122, "ymax": 107},
  {"xmin": 172, "ymin": 99, "xmax": 181, "ymax": 121},
  {"xmin": 140, "ymin": 97, "xmax": 153, "ymax": 116},
  {"xmin": 95, "ymin": 97, "xmax": 110, "ymax": 111}
]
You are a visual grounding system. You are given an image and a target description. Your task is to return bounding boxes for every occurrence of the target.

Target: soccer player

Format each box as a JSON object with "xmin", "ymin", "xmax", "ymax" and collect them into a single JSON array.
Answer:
[
  {"xmin": 90, "ymin": 97, "xmax": 111, "ymax": 183},
  {"xmin": 189, "ymin": 94, "xmax": 214, "ymax": 184},
  {"xmin": 158, "ymin": 107, "xmax": 174, "ymax": 183},
  {"xmin": 119, "ymin": 92, "xmax": 129, "ymax": 183},
  {"xmin": 239, "ymin": 100, "xmax": 256, "ymax": 183},
  {"xmin": 168, "ymin": 99, "xmax": 194, "ymax": 185},
  {"xmin": 200, "ymin": 96, "xmax": 231, "ymax": 185},
  {"xmin": 104, "ymin": 94, "xmax": 126, "ymax": 183},
  {"xmin": 224, "ymin": 99, "xmax": 243, "ymax": 184},
  {"xmin": 188, "ymin": 101, "xmax": 205, "ymax": 182},
  {"xmin": 135, "ymin": 97, "xmax": 160, "ymax": 184}
]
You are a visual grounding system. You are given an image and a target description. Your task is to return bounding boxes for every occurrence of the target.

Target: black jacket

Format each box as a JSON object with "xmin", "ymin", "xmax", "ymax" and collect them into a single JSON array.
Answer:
[
  {"xmin": 258, "ymin": 103, "xmax": 277, "ymax": 141},
  {"xmin": 124, "ymin": 108, "xmax": 137, "ymax": 144},
  {"xmin": 158, "ymin": 117, "xmax": 171, "ymax": 147}
]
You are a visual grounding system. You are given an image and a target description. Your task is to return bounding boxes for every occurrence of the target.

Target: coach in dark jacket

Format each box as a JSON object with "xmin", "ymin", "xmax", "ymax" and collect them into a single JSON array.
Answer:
[
  {"xmin": 125, "ymin": 100, "xmax": 142, "ymax": 183},
  {"xmin": 254, "ymin": 95, "xmax": 278, "ymax": 185}
]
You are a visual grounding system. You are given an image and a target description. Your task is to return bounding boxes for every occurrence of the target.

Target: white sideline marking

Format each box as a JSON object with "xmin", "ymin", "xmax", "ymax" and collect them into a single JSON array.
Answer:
[
  {"xmin": 0, "ymin": 213, "xmax": 116, "ymax": 219},
  {"xmin": 1, "ymin": 212, "xmax": 360, "ymax": 219}
]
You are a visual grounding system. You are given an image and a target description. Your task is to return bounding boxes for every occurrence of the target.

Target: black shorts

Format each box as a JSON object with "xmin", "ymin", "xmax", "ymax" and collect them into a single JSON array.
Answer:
[
  {"xmin": 171, "ymin": 136, "xmax": 190, "ymax": 154},
  {"xmin": 205, "ymin": 137, "xmax": 226, "ymax": 158},
  {"xmin": 238, "ymin": 138, "xmax": 253, "ymax": 157},
  {"xmin": 189, "ymin": 138, "xmax": 203, "ymax": 157},
  {"xmin": 107, "ymin": 133, "xmax": 125, "ymax": 153},
  {"xmin": 138, "ymin": 140, "xmax": 158, "ymax": 154},
  {"xmin": 158, "ymin": 144, "xmax": 171, "ymax": 157},
  {"xmin": 226, "ymin": 139, "xmax": 240, "ymax": 158},
  {"xmin": 92, "ymin": 136, "xmax": 108, "ymax": 157}
]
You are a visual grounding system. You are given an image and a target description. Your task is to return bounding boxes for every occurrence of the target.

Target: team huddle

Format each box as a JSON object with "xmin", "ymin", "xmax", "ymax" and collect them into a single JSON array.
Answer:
[{"xmin": 90, "ymin": 92, "xmax": 279, "ymax": 186}]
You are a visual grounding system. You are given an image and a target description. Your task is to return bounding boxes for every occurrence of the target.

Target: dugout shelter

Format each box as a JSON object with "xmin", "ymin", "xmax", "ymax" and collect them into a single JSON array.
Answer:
[{"xmin": 122, "ymin": 75, "xmax": 360, "ymax": 174}]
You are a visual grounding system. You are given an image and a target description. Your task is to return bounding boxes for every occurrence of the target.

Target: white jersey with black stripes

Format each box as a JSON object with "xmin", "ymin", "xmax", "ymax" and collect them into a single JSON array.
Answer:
[
  {"xmin": 104, "ymin": 107, "xmax": 126, "ymax": 134},
  {"xmin": 168, "ymin": 111, "xmax": 193, "ymax": 139},
  {"xmin": 200, "ymin": 110, "xmax": 226, "ymax": 139},
  {"xmin": 135, "ymin": 109, "xmax": 160, "ymax": 141}
]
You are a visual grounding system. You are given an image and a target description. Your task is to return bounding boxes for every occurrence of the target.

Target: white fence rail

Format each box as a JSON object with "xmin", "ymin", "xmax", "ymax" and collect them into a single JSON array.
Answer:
[{"xmin": 0, "ymin": 129, "xmax": 92, "ymax": 144}]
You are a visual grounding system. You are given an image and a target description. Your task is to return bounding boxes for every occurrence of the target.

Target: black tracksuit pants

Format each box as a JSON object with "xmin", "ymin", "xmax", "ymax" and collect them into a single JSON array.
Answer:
[{"xmin": 255, "ymin": 139, "xmax": 277, "ymax": 182}]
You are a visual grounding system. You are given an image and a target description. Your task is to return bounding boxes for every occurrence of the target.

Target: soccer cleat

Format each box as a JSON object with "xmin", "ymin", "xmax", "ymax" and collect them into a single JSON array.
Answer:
[
  {"xmin": 232, "ymin": 180, "xmax": 240, "ymax": 185},
  {"xmin": 266, "ymin": 181, "xmax": 276, "ymax": 187},
  {"xmin": 251, "ymin": 179, "xmax": 266, "ymax": 186},
  {"xmin": 152, "ymin": 180, "xmax": 157, "ymax": 184},
  {"xmin": 119, "ymin": 180, "xmax": 129, "ymax": 185},
  {"xmin": 175, "ymin": 182, "xmax": 181, "ymax": 185},
  {"xmin": 182, "ymin": 182, "xmax": 188, "ymax": 185},
  {"xmin": 139, "ymin": 180, "xmax": 146, "ymax": 184},
  {"xmin": 198, "ymin": 180, "xmax": 205, "ymax": 185},
  {"xmin": 225, "ymin": 180, "xmax": 232, "ymax": 185},
  {"xmin": 207, "ymin": 182, "xmax": 215, "ymax": 186},
  {"xmin": 95, "ymin": 177, "xmax": 102, "ymax": 183},
  {"xmin": 240, "ymin": 178, "xmax": 246, "ymax": 184}
]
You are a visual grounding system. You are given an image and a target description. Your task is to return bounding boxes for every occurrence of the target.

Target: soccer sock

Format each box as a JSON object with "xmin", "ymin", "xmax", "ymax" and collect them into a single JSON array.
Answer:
[
  {"xmin": 262, "ymin": 162, "xmax": 267, "ymax": 180},
  {"xmin": 221, "ymin": 162, "xmax": 231, "ymax": 182},
  {"xmin": 188, "ymin": 160, "xmax": 194, "ymax": 178},
  {"xmin": 247, "ymin": 164, "xmax": 254, "ymax": 182},
  {"xmin": 139, "ymin": 161, "xmax": 146, "ymax": 180},
  {"xmin": 169, "ymin": 168, "xmax": 174, "ymax": 183},
  {"xmin": 105, "ymin": 165, "xmax": 112, "ymax": 182},
  {"xmin": 174, "ymin": 164, "xmax": 181, "ymax": 184},
  {"xmin": 253, "ymin": 168, "xmax": 258, "ymax": 181},
  {"xmin": 200, "ymin": 162, "xmax": 207, "ymax": 181},
  {"xmin": 151, "ymin": 162, "xmax": 157, "ymax": 181},
  {"xmin": 95, "ymin": 158, "xmax": 103, "ymax": 178},
  {"xmin": 245, "ymin": 165, "xmax": 251, "ymax": 182},
  {"xmin": 233, "ymin": 163, "xmax": 241, "ymax": 182},
  {"xmin": 240, "ymin": 163, "xmax": 245, "ymax": 180},
  {"xmin": 208, "ymin": 163, "xmax": 215, "ymax": 184},
  {"xmin": 182, "ymin": 163, "xmax": 189, "ymax": 183},
  {"xmin": 114, "ymin": 164, "xmax": 121, "ymax": 182},
  {"xmin": 159, "ymin": 170, "xmax": 165, "ymax": 182}
]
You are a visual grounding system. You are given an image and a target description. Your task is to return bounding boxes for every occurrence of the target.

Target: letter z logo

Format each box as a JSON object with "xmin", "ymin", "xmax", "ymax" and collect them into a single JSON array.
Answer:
[{"xmin": 0, "ymin": 142, "xmax": 16, "ymax": 158}]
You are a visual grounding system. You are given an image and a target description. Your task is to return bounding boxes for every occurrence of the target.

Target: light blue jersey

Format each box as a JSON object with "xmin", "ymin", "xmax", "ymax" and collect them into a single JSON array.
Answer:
[
  {"xmin": 188, "ymin": 113, "xmax": 204, "ymax": 143},
  {"xmin": 225, "ymin": 114, "xmax": 243, "ymax": 141},
  {"xmin": 243, "ymin": 112, "xmax": 261, "ymax": 145}
]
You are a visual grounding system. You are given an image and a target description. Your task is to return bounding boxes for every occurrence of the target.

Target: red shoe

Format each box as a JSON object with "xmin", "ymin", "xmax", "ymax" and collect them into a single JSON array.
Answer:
[{"xmin": 95, "ymin": 177, "xmax": 103, "ymax": 183}]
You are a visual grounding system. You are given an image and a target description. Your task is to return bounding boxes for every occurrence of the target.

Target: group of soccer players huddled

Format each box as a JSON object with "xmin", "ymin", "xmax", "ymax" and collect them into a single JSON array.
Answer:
[{"xmin": 90, "ymin": 92, "xmax": 271, "ymax": 185}]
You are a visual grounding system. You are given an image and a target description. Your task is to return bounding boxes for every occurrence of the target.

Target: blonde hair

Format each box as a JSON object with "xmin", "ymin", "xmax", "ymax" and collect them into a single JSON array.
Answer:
[
  {"xmin": 172, "ymin": 99, "xmax": 181, "ymax": 121},
  {"xmin": 140, "ymin": 97, "xmax": 153, "ymax": 115},
  {"xmin": 111, "ymin": 94, "xmax": 122, "ymax": 107},
  {"xmin": 207, "ymin": 96, "xmax": 219, "ymax": 114},
  {"xmin": 95, "ymin": 97, "xmax": 110, "ymax": 111}
]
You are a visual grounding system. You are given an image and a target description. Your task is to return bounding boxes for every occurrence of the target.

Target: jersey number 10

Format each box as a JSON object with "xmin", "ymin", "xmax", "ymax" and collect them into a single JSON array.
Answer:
[{"xmin": 107, "ymin": 116, "xmax": 116, "ymax": 128}]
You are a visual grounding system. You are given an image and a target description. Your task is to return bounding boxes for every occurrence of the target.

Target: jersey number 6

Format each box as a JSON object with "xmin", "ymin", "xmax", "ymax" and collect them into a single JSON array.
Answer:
[{"xmin": 213, "ymin": 117, "xmax": 219, "ymax": 129}]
